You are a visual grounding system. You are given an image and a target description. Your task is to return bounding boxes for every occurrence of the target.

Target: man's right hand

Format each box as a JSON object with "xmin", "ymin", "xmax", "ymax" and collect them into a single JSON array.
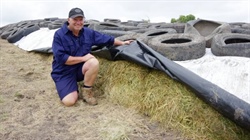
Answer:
[
  {"xmin": 65, "ymin": 54, "xmax": 95, "ymax": 65},
  {"xmin": 83, "ymin": 53, "xmax": 95, "ymax": 62}
]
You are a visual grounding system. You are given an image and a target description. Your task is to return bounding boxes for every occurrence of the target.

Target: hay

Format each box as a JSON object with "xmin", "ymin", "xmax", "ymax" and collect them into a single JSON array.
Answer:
[
  {"xmin": 96, "ymin": 57, "xmax": 250, "ymax": 140},
  {"xmin": 0, "ymin": 39, "xmax": 179, "ymax": 140}
]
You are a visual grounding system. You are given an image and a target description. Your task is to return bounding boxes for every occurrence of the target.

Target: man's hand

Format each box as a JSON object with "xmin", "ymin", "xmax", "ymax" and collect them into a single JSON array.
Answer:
[
  {"xmin": 83, "ymin": 53, "xmax": 95, "ymax": 62},
  {"xmin": 65, "ymin": 53, "xmax": 95, "ymax": 65},
  {"xmin": 123, "ymin": 40, "xmax": 134, "ymax": 45},
  {"xmin": 114, "ymin": 38, "xmax": 134, "ymax": 46}
]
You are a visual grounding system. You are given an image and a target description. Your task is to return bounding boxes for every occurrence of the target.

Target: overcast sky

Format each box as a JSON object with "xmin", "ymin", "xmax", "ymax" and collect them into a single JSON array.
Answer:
[{"xmin": 0, "ymin": 0, "xmax": 249, "ymax": 27}]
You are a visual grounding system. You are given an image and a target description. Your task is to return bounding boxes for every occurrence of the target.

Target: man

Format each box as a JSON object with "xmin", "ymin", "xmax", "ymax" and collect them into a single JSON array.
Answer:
[{"xmin": 51, "ymin": 7, "xmax": 132, "ymax": 106}]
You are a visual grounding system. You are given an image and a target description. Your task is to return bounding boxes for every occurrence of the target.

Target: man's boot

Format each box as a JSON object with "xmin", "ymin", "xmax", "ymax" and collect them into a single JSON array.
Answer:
[{"xmin": 81, "ymin": 88, "xmax": 98, "ymax": 105}]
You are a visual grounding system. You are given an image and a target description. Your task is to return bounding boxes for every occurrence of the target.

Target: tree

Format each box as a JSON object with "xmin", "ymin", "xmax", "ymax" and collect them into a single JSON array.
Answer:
[
  {"xmin": 178, "ymin": 15, "xmax": 186, "ymax": 23},
  {"xmin": 171, "ymin": 18, "xmax": 177, "ymax": 23},
  {"xmin": 171, "ymin": 14, "xmax": 196, "ymax": 23},
  {"xmin": 186, "ymin": 14, "xmax": 195, "ymax": 21}
]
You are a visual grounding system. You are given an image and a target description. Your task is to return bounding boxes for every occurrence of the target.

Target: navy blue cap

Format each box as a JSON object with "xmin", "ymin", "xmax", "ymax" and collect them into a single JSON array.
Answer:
[{"xmin": 69, "ymin": 8, "xmax": 84, "ymax": 18}]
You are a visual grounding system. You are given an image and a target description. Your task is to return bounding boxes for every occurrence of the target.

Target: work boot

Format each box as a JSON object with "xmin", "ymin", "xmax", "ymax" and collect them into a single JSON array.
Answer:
[{"xmin": 81, "ymin": 88, "xmax": 98, "ymax": 105}]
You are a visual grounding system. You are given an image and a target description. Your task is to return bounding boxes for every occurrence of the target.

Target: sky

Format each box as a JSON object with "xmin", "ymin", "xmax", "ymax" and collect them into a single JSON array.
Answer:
[{"xmin": 0, "ymin": 0, "xmax": 250, "ymax": 27}]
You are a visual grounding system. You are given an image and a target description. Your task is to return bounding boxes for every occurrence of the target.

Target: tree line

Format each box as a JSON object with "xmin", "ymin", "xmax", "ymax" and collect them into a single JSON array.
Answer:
[{"xmin": 171, "ymin": 14, "xmax": 196, "ymax": 23}]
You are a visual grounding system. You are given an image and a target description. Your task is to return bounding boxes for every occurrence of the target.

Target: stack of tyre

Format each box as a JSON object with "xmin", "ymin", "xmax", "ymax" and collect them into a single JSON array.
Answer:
[
  {"xmin": 184, "ymin": 19, "xmax": 250, "ymax": 58},
  {"xmin": 88, "ymin": 18, "xmax": 250, "ymax": 60},
  {"xmin": 87, "ymin": 19, "xmax": 205, "ymax": 61},
  {"xmin": 0, "ymin": 18, "xmax": 249, "ymax": 59},
  {"xmin": 0, "ymin": 17, "xmax": 66, "ymax": 43}
]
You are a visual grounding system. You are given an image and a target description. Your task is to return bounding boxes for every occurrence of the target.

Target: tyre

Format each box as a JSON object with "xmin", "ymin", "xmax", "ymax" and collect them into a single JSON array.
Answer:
[
  {"xmin": 88, "ymin": 22, "xmax": 124, "ymax": 31},
  {"xmin": 211, "ymin": 33, "xmax": 250, "ymax": 57},
  {"xmin": 119, "ymin": 21, "xmax": 137, "ymax": 26},
  {"xmin": 116, "ymin": 33, "xmax": 144, "ymax": 42},
  {"xmin": 0, "ymin": 24, "xmax": 13, "ymax": 36},
  {"xmin": 229, "ymin": 22, "xmax": 246, "ymax": 29},
  {"xmin": 142, "ymin": 28, "xmax": 177, "ymax": 36},
  {"xmin": 47, "ymin": 20, "xmax": 65, "ymax": 29},
  {"xmin": 48, "ymin": 23, "xmax": 63, "ymax": 30},
  {"xmin": 17, "ymin": 21, "xmax": 31, "ymax": 28},
  {"xmin": 22, "ymin": 23, "xmax": 40, "ymax": 36},
  {"xmin": 159, "ymin": 23, "xmax": 186, "ymax": 33},
  {"xmin": 99, "ymin": 30, "xmax": 134, "ymax": 38},
  {"xmin": 44, "ymin": 17, "xmax": 59, "ymax": 21},
  {"xmin": 137, "ymin": 22, "xmax": 151, "ymax": 28},
  {"xmin": 123, "ymin": 26, "xmax": 142, "ymax": 31},
  {"xmin": 129, "ymin": 28, "xmax": 152, "ymax": 34},
  {"xmin": 148, "ymin": 33, "xmax": 206, "ymax": 61},
  {"xmin": 1, "ymin": 27, "xmax": 17, "ymax": 39},
  {"xmin": 39, "ymin": 21, "xmax": 51, "ymax": 28},
  {"xmin": 139, "ymin": 28, "xmax": 177, "ymax": 44},
  {"xmin": 104, "ymin": 18, "xmax": 121, "ymax": 23},
  {"xmin": 7, "ymin": 28, "xmax": 24, "ymax": 43},
  {"xmin": 231, "ymin": 28, "xmax": 250, "ymax": 35},
  {"xmin": 184, "ymin": 19, "xmax": 231, "ymax": 48},
  {"xmin": 242, "ymin": 23, "xmax": 250, "ymax": 29}
]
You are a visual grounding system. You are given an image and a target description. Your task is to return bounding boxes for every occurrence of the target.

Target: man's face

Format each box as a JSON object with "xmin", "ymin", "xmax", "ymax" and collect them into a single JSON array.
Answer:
[{"xmin": 68, "ymin": 16, "xmax": 84, "ymax": 31}]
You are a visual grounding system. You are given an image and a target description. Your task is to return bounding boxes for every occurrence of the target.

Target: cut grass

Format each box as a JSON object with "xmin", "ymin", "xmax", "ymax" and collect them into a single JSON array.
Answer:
[{"xmin": 96, "ymin": 57, "xmax": 250, "ymax": 140}]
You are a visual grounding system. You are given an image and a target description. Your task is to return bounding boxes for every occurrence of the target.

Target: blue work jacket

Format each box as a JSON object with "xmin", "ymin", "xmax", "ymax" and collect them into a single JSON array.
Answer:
[{"xmin": 51, "ymin": 22, "xmax": 115, "ymax": 81}]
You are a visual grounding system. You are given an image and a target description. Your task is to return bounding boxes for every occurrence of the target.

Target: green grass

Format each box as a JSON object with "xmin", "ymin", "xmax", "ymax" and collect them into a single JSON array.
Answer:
[{"xmin": 96, "ymin": 57, "xmax": 250, "ymax": 140}]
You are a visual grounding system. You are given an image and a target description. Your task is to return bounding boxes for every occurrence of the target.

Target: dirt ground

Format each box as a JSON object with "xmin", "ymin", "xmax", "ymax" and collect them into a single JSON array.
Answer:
[{"xmin": 0, "ymin": 39, "xmax": 185, "ymax": 140}]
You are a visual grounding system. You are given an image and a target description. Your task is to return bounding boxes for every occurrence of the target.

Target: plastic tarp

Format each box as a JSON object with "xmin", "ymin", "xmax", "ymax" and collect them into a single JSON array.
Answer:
[{"xmin": 92, "ymin": 40, "xmax": 250, "ymax": 131}]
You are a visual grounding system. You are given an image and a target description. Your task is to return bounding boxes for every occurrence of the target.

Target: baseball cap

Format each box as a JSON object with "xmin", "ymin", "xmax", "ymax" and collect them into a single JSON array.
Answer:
[{"xmin": 68, "ymin": 8, "xmax": 85, "ymax": 18}]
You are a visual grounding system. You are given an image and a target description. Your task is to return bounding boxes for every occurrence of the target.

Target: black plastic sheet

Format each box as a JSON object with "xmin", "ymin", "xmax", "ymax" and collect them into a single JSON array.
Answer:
[{"xmin": 92, "ymin": 40, "xmax": 250, "ymax": 131}]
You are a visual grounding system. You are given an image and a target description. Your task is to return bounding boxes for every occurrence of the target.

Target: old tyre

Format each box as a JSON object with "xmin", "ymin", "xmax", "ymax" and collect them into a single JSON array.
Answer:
[
  {"xmin": 6, "ymin": 28, "xmax": 24, "ymax": 43},
  {"xmin": 231, "ymin": 28, "xmax": 250, "ymax": 35},
  {"xmin": 139, "ymin": 28, "xmax": 177, "ymax": 44},
  {"xmin": 159, "ymin": 23, "xmax": 186, "ymax": 33},
  {"xmin": 184, "ymin": 19, "xmax": 231, "ymax": 48},
  {"xmin": 98, "ymin": 30, "xmax": 134, "ymax": 38},
  {"xmin": 116, "ymin": 33, "xmax": 148, "ymax": 45},
  {"xmin": 22, "ymin": 23, "xmax": 40, "ymax": 36},
  {"xmin": 104, "ymin": 18, "xmax": 121, "ymax": 23},
  {"xmin": 1, "ymin": 27, "xmax": 17, "ymax": 39},
  {"xmin": 211, "ymin": 33, "xmax": 250, "ymax": 57},
  {"xmin": 88, "ymin": 22, "xmax": 124, "ymax": 31},
  {"xmin": 148, "ymin": 34, "xmax": 206, "ymax": 61}
]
